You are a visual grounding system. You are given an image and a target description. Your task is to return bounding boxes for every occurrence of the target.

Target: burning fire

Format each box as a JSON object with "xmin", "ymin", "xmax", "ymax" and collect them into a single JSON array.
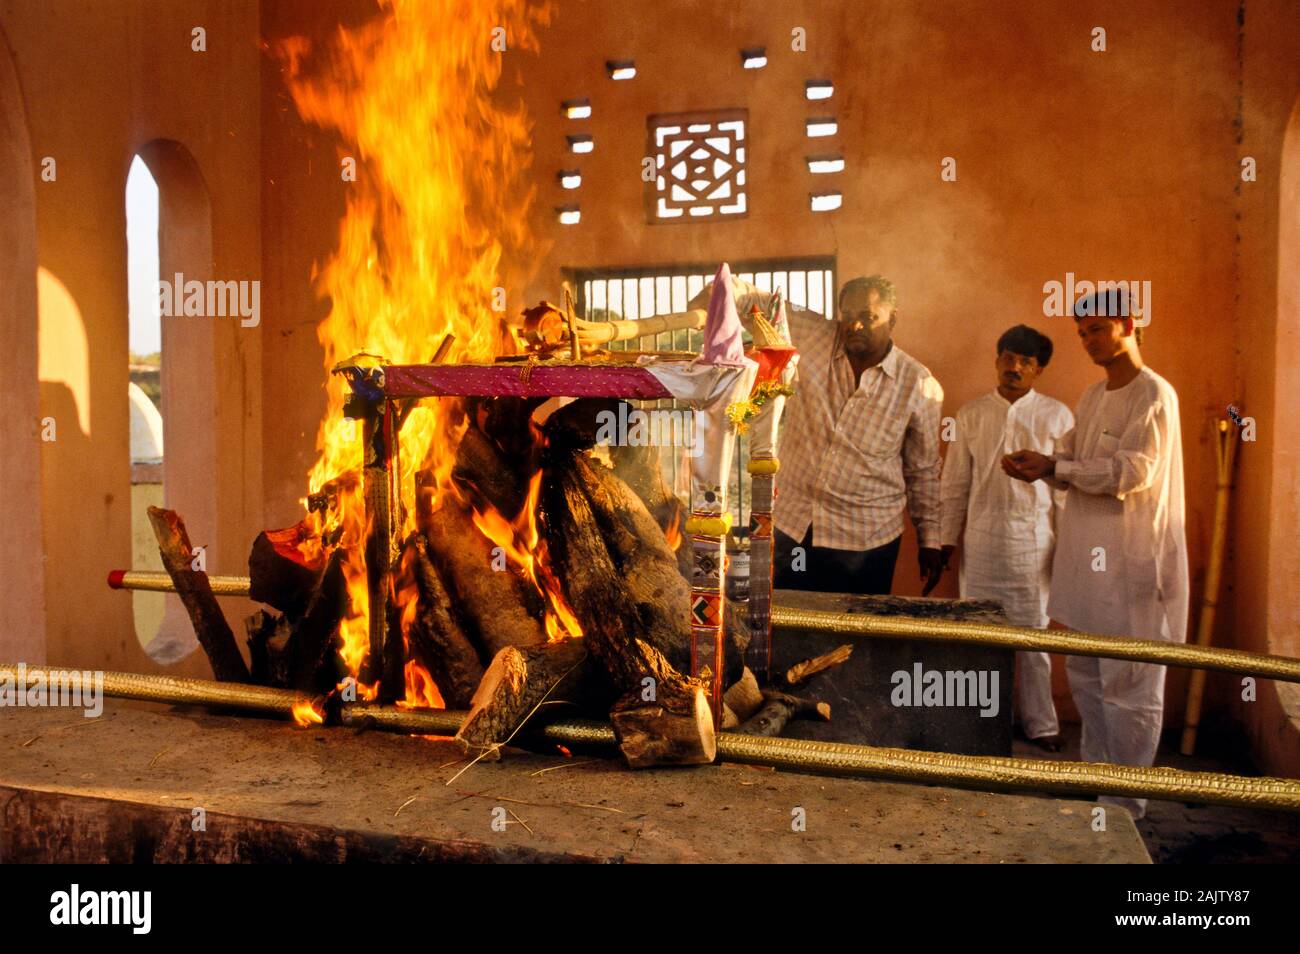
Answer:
[
  {"xmin": 276, "ymin": 1, "xmax": 553, "ymax": 704},
  {"xmin": 292, "ymin": 699, "xmax": 325, "ymax": 726},
  {"xmin": 468, "ymin": 473, "xmax": 582, "ymax": 642}
]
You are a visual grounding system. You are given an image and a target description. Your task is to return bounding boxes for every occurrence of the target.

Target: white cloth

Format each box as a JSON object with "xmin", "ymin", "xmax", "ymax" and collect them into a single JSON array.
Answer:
[
  {"xmin": 940, "ymin": 389, "xmax": 1073, "ymax": 737},
  {"xmin": 642, "ymin": 360, "xmax": 758, "ymax": 516},
  {"xmin": 1047, "ymin": 367, "xmax": 1189, "ymax": 819}
]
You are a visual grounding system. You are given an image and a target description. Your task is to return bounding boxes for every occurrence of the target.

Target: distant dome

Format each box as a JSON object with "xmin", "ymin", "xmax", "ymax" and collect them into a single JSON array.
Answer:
[{"xmin": 128, "ymin": 382, "xmax": 163, "ymax": 463}]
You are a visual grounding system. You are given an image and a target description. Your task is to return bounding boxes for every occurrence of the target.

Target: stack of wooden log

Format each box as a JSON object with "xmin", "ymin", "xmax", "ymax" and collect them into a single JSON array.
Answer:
[{"xmin": 147, "ymin": 397, "xmax": 846, "ymax": 768}]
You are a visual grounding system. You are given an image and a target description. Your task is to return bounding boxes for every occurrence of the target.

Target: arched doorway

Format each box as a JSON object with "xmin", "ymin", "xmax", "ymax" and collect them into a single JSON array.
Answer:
[{"xmin": 128, "ymin": 139, "xmax": 218, "ymax": 664}]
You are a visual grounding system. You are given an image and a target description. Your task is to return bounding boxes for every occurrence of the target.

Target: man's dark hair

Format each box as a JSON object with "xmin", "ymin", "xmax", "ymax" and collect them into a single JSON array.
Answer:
[
  {"xmin": 1072, "ymin": 286, "xmax": 1144, "ymax": 344},
  {"xmin": 838, "ymin": 275, "xmax": 897, "ymax": 309},
  {"xmin": 996, "ymin": 324, "xmax": 1054, "ymax": 367}
]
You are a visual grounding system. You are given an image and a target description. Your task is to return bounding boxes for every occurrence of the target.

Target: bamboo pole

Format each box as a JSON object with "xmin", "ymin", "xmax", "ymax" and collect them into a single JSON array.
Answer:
[
  {"xmin": 1181, "ymin": 419, "xmax": 1238, "ymax": 754},
  {"xmin": 4, "ymin": 665, "xmax": 1298, "ymax": 813},
  {"xmin": 105, "ymin": 570, "xmax": 1300, "ymax": 683},
  {"xmin": 768, "ymin": 606, "xmax": 1300, "ymax": 683}
]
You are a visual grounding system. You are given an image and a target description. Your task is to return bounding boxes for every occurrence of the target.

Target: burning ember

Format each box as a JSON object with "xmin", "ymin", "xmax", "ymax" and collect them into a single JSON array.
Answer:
[
  {"xmin": 274, "ymin": 0, "xmax": 553, "ymax": 705},
  {"xmin": 292, "ymin": 699, "xmax": 324, "ymax": 726}
]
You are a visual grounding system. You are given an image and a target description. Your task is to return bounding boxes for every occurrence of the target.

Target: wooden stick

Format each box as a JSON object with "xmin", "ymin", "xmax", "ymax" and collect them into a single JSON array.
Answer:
[
  {"xmin": 723, "ymin": 667, "xmax": 764, "ymax": 722},
  {"xmin": 1181, "ymin": 419, "xmax": 1238, "ymax": 755},
  {"xmin": 146, "ymin": 507, "xmax": 250, "ymax": 682},
  {"xmin": 785, "ymin": 644, "xmax": 854, "ymax": 686},
  {"xmin": 563, "ymin": 283, "xmax": 581, "ymax": 361},
  {"xmin": 737, "ymin": 689, "xmax": 831, "ymax": 738}
]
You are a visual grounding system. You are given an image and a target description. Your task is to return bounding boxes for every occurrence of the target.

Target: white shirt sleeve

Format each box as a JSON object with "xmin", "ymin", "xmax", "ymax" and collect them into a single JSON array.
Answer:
[
  {"xmin": 1049, "ymin": 407, "xmax": 1074, "ymax": 518},
  {"xmin": 1054, "ymin": 399, "xmax": 1168, "ymax": 501},
  {"xmin": 939, "ymin": 411, "xmax": 972, "ymax": 548},
  {"xmin": 904, "ymin": 374, "xmax": 945, "ymax": 549}
]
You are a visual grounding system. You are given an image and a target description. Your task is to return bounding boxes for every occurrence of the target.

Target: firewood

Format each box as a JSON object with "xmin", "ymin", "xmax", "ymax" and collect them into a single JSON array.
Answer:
[
  {"xmin": 246, "ymin": 610, "xmax": 292, "ymax": 687},
  {"xmin": 542, "ymin": 397, "xmax": 622, "ymax": 453},
  {"xmin": 452, "ymin": 423, "xmax": 527, "ymax": 517},
  {"xmin": 290, "ymin": 548, "xmax": 349, "ymax": 691},
  {"xmin": 559, "ymin": 452, "xmax": 694, "ymax": 673},
  {"xmin": 608, "ymin": 437, "xmax": 682, "ymax": 534},
  {"xmin": 422, "ymin": 500, "xmax": 547, "ymax": 659},
  {"xmin": 721, "ymin": 703, "xmax": 740, "ymax": 730},
  {"xmin": 248, "ymin": 522, "xmax": 325, "ymax": 617},
  {"xmin": 477, "ymin": 396, "xmax": 546, "ymax": 465},
  {"xmin": 609, "ymin": 640, "xmax": 717, "ymax": 767},
  {"xmin": 737, "ymin": 689, "xmax": 831, "ymax": 738},
  {"xmin": 785, "ymin": 644, "xmax": 854, "ymax": 687},
  {"xmin": 454, "ymin": 639, "xmax": 597, "ymax": 761},
  {"xmin": 147, "ymin": 507, "xmax": 250, "ymax": 682},
  {"xmin": 541, "ymin": 450, "xmax": 715, "ymax": 766},
  {"xmin": 406, "ymin": 534, "xmax": 486, "ymax": 708},
  {"xmin": 723, "ymin": 667, "xmax": 765, "ymax": 722}
]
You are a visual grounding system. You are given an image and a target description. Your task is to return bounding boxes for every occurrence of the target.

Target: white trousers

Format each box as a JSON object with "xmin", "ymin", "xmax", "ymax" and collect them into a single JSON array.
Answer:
[
  {"xmin": 1016, "ymin": 651, "xmax": 1059, "ymax": 739},
  {"xmin": 960, "ymin": 537, "xmax": 1059, "ymax": 739},
  {"xmin": 1066, "ymin": 655, "xmax": 1167, "ymax": 820}
]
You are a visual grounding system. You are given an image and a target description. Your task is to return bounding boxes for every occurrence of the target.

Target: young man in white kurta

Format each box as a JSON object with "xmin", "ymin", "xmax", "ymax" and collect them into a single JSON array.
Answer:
[
  {"xmin": 940, "ymin": 325, "xmax": 1073, "ymax": 747},
  {"xmin": 1004, "ymin": 291, "xmax": 1188, "ymax": 820}
]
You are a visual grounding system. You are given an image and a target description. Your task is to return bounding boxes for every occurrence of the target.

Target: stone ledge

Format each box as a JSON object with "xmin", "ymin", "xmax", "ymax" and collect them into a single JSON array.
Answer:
[{"xmin": 0, "ymin": 702, "xmax": 1150, "ymax": 864}]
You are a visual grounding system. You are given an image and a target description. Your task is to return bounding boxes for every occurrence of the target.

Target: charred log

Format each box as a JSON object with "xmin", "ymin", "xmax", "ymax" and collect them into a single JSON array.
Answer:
[
  {"xmin": 406, "ymin": 533, "xmax": 486, "ymax": 708},
  {"xmin": 147, "ymin": 507, "xmax": 250, "ymax": 682}
]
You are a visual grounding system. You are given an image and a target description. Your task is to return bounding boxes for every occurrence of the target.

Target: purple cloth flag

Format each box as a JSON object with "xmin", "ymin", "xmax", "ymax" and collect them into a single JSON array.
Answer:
[{"xmin": 699, "ymin": 263, "xmax": 747, "ymax": 366}]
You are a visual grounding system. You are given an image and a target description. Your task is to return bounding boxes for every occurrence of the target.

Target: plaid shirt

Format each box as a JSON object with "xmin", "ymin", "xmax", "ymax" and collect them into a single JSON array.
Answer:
[{"xmin": 776, "ymin": 311, "xmax": 945, "ymax": 551}]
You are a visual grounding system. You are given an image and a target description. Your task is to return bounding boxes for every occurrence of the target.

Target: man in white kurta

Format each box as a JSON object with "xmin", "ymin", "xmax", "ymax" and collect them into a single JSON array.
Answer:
[
  {"xmin": 1004, "ymin": 291, "xmax": 1188, "ymax": 820},
  {"xmin": 940, "ymin": 325, "xmax": 1073, "ymax": 748}
]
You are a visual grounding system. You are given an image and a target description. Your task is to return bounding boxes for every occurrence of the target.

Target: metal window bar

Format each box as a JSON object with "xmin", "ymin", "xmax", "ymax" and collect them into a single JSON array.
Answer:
[{"xmin": 574, "ymin": 258, "xmax": 836, "ymax": 529}]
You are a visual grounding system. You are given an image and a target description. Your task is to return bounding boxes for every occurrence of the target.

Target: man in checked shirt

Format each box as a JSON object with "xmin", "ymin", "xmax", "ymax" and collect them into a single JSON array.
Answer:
[
  {"xmin": 574, "ymin": 272, "xmax": 946, "ymax": 596},
  {"xmin": 769, "ymin": 276, "xmax": 945, "ymax": 596}
]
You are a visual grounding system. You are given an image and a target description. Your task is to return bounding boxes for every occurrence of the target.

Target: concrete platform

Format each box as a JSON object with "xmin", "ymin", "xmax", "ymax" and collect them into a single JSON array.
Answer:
[{"xmin": 0, "ymin": 701, "xmax": 1150, "ymax": 863}]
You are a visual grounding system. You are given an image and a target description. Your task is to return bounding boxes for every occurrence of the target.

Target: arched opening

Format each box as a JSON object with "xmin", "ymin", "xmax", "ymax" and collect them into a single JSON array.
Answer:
[
  {"xmin": 0, "ymin": 26, "xmax": 46, "ymax": 664},
  {"xmin": 126, "ymin": 155, "xmax": 166, "ymax": 650},
  {"xmin": 128, "ymin": 140, "xmax": 218, "ymax": 664}
]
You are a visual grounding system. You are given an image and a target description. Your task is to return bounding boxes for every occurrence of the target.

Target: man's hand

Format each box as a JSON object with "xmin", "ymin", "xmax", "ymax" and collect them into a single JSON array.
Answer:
[
  {"xmin": 1002, "ymin": 450, "xmax": 1054, "ymax": 482},
  {"xmin": 940, "ymin": 544, "xmax": 957, "ymax": 572},
  {"xmin": 919, "ymin": 547, "xmax": 944, "ymax": 596}
]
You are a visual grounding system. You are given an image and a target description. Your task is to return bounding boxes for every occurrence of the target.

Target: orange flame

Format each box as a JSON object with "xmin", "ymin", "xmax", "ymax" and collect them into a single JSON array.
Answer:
[
  {"xmin": 292, "ymin": 699, "xmax": 324, "ymax": 726},
  {"xmin": 469, "ymin": 471, "xmax": 582, "ymax": 642},
  {"xmin": 276, "ymin": 0, "xmax": 553, "ymax": 701},
  {"xmin": 664, "ymin": 507, "xmax": 683, "ymax": 552}
]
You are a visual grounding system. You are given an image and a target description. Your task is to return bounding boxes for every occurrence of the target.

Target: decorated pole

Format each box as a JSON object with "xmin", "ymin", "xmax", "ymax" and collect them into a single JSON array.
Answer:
[
  {"xmin": 683, "ymin": 265, "xmax": 758, "ymax": 723},
  {"xmin": 334, "ymin": 358, "xmax": 405, "ymax": 703},
  {"xmin": 736, "ymin": 292, "xmax": 798, "ymax": 680}
]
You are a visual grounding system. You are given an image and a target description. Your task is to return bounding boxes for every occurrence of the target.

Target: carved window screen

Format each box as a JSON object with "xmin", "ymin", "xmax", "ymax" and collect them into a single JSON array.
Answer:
[{"xmin": 648, "ymin": 110, "xmax": 747, "ymax": 222}]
